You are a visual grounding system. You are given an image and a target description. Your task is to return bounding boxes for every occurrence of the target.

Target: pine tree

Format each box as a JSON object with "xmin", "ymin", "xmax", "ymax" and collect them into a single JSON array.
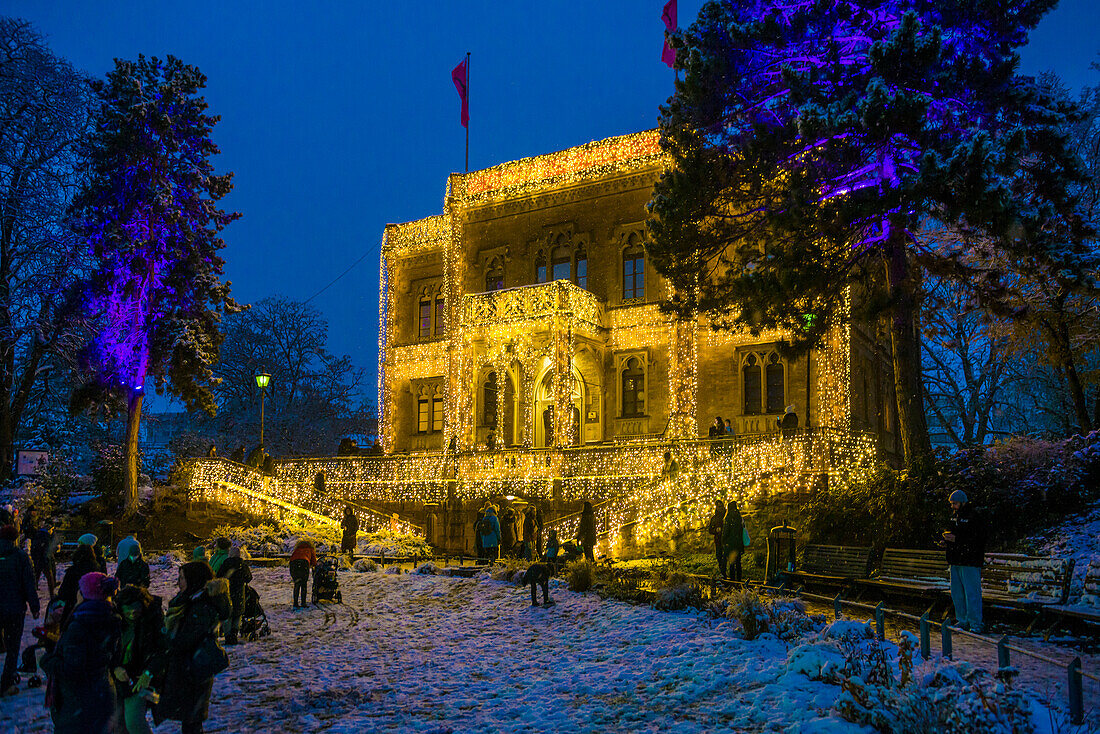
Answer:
[
  {"xmin": 648, "ymin": 0, "xmax": 1095, "ymax": 466},
  {"xmin": 70, "ymin": 55, "xmax": 239, "ymax": 512}
]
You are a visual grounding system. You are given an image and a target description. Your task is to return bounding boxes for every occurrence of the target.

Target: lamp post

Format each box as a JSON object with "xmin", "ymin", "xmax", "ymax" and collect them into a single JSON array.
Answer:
[{"xmin": 255, "ymin": 372, "xmax": 271, "ymax": 448}]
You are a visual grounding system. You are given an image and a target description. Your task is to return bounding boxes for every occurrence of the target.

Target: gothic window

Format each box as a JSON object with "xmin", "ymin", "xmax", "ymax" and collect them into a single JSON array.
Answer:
[
  {"xmin": 575, "ymin": 246, "xmax": 587, "ymax": 289},
  {"xmin": 621, "ymin": 357, "xmax": 645, "ymax": 418},
  {"xmin": 551, "ymin": 243, "xmax": 571, "ymax": 282},
  {"xmin": 418, "ymin": 298, "xmax": 432, "ymax": 339},
  {"xmin": 432, "ymin": 396, "xmax": 444, "ymax": 432},
  {"xmin": 417, "ymin": 397, "xmax": 430, "ymax": 433},
  {"xmin": 485, "ymin": 257, "xmax": 504, "ymax": 291},
  {"xmin": 765, "ymin": 352, "xmax": 785, "ymax": 413},
  {"xmin": 623, "ymin": 235, "xmax": 645, "ymax": 301},
  {"xmin": 742, "ymin": 354, "xmax": 761, "ymax": 415},
  {"xmin": 535, "ymin": 250, "xmax": 548, "ymax": 283},
  {"xmin": 483, "ymin": 373, "xmax": 498, "ymax": 427},
  {"xmin": 434, "ymin": 293, "xmax": 446, "ymax": 336}
]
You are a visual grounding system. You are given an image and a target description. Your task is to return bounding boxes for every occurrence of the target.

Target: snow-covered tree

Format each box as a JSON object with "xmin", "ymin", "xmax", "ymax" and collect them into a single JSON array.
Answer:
[
  {"xmin": 648, "ymin": 0, "xmax": 1095, "ymax": 466},
  {"xmin": 70, "ymin": 55, "xmax": 239, "ymax": 512},
  {"xmin": 0, "ymin": 19, "xmax": 92, "ymax": 476}
]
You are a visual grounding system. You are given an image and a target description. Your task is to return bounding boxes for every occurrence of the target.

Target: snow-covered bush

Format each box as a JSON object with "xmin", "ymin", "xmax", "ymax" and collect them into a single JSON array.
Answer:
[
  {"xmin": 384, "ymin": 566, "xmax": 401, "ymax": 574},
  {"xmin": 488, "ymin": 558, "xmax": 530, "ymax": 583},
  {"xmin": 652, "ymin": 571, "xmax": 703, "ymax": 611},
  {"xmin": 353, "ymin": 558, "xmax": 378, "ymax": 573},
  {"xmin": 566, "ymin": 559, "xmax": 593, "ymax": 592},
  {"xmin": 708, "ymin": 589, "xmax": 825, "ymax": 641},
  {"xmin": 414, "ymin": 562, "xmax": 441, "ymax": 575}
]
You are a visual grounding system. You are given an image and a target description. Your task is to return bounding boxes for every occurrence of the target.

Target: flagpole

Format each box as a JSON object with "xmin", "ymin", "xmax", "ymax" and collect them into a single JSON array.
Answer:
[{"xmin": 465, "ymin": 51, "xmax": 470, "ymax": 173}]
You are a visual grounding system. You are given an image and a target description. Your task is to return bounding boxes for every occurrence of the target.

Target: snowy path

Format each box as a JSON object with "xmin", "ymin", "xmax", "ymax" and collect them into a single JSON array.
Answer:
[{"xmin": 6, "ymin": 566, "xmax": 866, "ymax": 734}]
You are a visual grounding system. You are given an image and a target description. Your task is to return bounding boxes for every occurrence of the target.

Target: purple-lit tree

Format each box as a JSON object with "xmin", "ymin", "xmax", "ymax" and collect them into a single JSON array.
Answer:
[
  {"xmin": 70, "ymin": 56, "xmax": 239, "ymax": 512},
  {"xmin": 648, "ymin": 0, "xmax": 1094, "ymax": 465}
]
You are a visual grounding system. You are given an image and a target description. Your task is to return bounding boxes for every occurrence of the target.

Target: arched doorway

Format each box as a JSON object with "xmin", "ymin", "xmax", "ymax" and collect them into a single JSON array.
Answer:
[
  {"xmin": 481, "ymin": 369, "xmax": 518, "ymax": 447},
  {"xmin": 534, "ymin": 367, "xmax": 585, "ymax": 448}
]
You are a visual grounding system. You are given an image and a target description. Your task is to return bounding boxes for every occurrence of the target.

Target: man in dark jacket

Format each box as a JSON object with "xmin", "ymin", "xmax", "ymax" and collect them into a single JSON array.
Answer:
[
  {"xmin": 0, "ymin": 524, "xmax": 40, "ymax": 694},
  {"xmin": 723, "ymin": 502, "xmax": 746, "ymax": 583},
  {"xmin": 707, "ymin": 500, "xmax": 727, "ymax": 579},
  {"xmin": 31, "ymin": 523, "xmax": 61, "ymax": 598},
  {"xmin": 340, "ymin": 505, "xmax": 360, "ymax": 555},
  {"xmin": 942, "ymin": 490, "xmax": 986, "ymax": 633},
  {"xmin": 216, "ymin": 546, "xmax": 253, "ymax": 644}
]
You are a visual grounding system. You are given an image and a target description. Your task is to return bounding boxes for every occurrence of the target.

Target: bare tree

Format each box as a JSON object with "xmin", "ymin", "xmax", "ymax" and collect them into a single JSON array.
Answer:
[{"xmin": 0, "ymin": 18, "xmax": 91, "ymax": 475}]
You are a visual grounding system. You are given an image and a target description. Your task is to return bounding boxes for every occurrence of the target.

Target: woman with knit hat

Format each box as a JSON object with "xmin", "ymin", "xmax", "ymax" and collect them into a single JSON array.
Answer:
[
  {"xmin": 57, "ymin": 536, "xmax": 103, "ymax": 626},
  {"xmin": 155, "ymin": 561, "xmax": 231, "ymax": 734},
  {"xmin": 41, "ymin": 572, "xmax": 122, "ymax": 734}
]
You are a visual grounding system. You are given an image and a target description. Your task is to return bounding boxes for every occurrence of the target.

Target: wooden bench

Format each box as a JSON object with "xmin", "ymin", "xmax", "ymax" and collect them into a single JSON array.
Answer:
[
  {"xmin": 980, "ymin": 553, "xmax": 1074, "ymax": 609},
  {"xmin": 783, "ymin": 545, "xmax": 873, "ymax": 588},
  {"xmin": 1040, "ymin": 559, "xmax": 1100, "ymax": 628},
  {"xmin": 856, "ymin": 548, "xmax": 950, "ymax": 598}
]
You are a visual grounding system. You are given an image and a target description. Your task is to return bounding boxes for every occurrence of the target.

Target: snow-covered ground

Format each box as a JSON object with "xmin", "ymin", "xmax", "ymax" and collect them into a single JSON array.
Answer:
[{"xmin": 3, "ymin": 562, "xmax": 1066, "ymax": 733}]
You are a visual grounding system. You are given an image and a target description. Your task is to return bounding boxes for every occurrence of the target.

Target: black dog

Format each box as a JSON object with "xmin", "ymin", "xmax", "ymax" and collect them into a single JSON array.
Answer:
[{"xmin": 522, "ymin": 563, "xmax": 554, "ymax": 607}]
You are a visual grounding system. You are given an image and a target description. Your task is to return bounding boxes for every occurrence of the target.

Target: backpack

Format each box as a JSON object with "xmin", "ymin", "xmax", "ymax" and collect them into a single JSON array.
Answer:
[{"xmin": 477, "ymin": 516, "xmax": 494, "ymax": 537}]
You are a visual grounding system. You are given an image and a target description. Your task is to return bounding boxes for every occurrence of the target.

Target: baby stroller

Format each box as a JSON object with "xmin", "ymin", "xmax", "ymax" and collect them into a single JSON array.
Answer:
[
  {"xmin": 239, "ymin": 585, "xmax": 270, "ymax": 641},
  {"xmin": 312, "ymin": 556, "xmax": 342, "ymax": 603}
]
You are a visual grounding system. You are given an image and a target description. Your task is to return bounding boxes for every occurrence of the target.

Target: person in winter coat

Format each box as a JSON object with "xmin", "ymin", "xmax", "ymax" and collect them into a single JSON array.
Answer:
[
  {"xmin": 113, "ymin": 585, "xmax": 165, "ymax": 734},
  {"xmin": 19, "ymin": 505, "xmax": 37, "ymax": 548},
  {"xmin": 216, "ymin": 546, "xmax": 253, "ymax": 643},
  {"xmin": 31, "ymin": 523, "xmax": 61, "ymax": 598},
  {"xmin": 722, "ymin": 501, "xmax": 746, "ymax": 583},
  {"xmin": 942, "ymin": 490, "xmax": 986, "ymax": 633},
  {"xmin": 522, "ymin": 506, "xmax": 537, "ymax": 561},
  {"xmin": 708, "ymin": 500, "xmax": 727, "ymax": 579},
  {"xmin": 340, "ymin": 505, "xmax": 360, "ymax": 555},
  {"xmin": 154, "ymin": 562, "xmax": 231, "ymax": 734},
  {"xmin": 542, "ymin": 528, "xmax": 560, "ymax": 563},
  {"xmin": 288, "ymin": 540, "xmax": 316, "ymax": 608},
  {"xmin": 478, "ymin": 506, "xmax": 501, "ymax": 561},
  {"xmin": 500, "ymin": 507, "xmax": 517, "ymax": 558},
  {"xmin": 208, "ymin": 537, "xmax": 231, "ymax": 575},
  {"xmin": 115, "ymin": 540, "xmax": 151, "ymax": 589},
  {"xmin": 41, "ymin": 572, "xmax": 122, "ymax": 734},
  {"xmin": 0, "ymin": 524, "xmax": 39, "ymax": 694},
  {"xmin": 58, "ymin": 541, "xmax": 103, "ymax": 627},
  {"xmin": 473, "ymin": 506, "xmax": 486, "ymax": 559},
  {"xmin": 578, "ymin": 501, "xmax": 597, "ymax": 563}
]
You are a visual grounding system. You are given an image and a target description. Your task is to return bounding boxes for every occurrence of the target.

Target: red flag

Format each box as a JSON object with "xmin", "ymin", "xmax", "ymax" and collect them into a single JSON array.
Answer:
[
  {"xmin": 452, "ymin": 58, "xmax": 469, "ymax": 128},
  {"xmin": 661, "ymin": 0, "xmax": 677, "ymax": 67}
]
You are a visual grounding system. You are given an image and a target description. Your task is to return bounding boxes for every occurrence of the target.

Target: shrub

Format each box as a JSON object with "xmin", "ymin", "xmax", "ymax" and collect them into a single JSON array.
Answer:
[
  {"xmin": 566, "ymin": 559, "xmax": 593, "ymax": 592},
  {"xmin": 488, "ymin": 558, "xmax": 530, "ymax": 582},
  {"xmin": 353, "ymin": 558, "xmax": 378, "ymax": 573},
  {"xmin": 90, "ymin": 443, "xmax": 128, "ymax": 509},
  {"xmin": 708, "ymin": 588, "xmax": 824, "ymax": 641}
]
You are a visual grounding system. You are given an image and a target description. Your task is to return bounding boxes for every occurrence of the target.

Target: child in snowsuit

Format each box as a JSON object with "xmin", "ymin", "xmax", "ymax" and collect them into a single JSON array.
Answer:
[
  {"xmin": 19, "ymin": 598, "xmax": 65, "ymax": 686},
  {"xmin": 288, "ymin": 540, "xmax": 316, "ymax": 608},
  {"xmin": 522, "ymin": 563, "xmax": 554, "ymax": 607}
]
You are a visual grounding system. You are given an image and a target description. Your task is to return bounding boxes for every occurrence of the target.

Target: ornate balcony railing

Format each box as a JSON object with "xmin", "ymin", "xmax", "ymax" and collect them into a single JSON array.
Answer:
[{"xmin": 462, "ymin": 280, "xmax": 604, "ymax": 332}]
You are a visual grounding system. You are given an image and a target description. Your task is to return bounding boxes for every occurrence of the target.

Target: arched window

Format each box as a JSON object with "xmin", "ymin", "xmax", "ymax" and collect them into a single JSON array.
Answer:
[
  {"xmin": 623, "ymin": 234, "xmax": 645, "ymax": 301},
  {"xmin": 621, "ymin": 358, "xmax": 645, "ymax": 417},
  {"xmin": 551, "ymin": 242, "xmax": 571, "ymax": 282},
  {"xmin": 742, "ymin": 354, "xmax": 761, "ymax": 415},
  {"xmin": 433, "ymin": 291, "xmax": 446, "ymax": 336},
  {"xmin": 535, "ymin": 250, "xmax": 548, "ymax": 283},
  {"xmin": 418, "ymin": 297, "xmax": 432, "ymax": 338},
  {"xmin": 765, "ymin": 352, "xmax": 785, "ymax": 414},
  {"xmin": 485, "ymin": 257, "xmax": 504, "ymax": 291},
  {"xmin": 483, "ymin": 372, "xmax": 498, "ymax": 427},
  {"xmin": 575, "ymin": 246, "xmax": 587, "ymax": 289}
]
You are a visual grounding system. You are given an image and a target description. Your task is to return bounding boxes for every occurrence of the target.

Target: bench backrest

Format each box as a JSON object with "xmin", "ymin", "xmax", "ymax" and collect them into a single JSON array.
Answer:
[
  {"xmin": 1081, "ymin": 559, "xmax": 1100, "ymax": 607},
  {"xmin": 801, "ymin": 545, "xmax": 873, "ymax": 578},
  {"xmin": 983, "ymin": 553, "xmax": 1074, "ymax": 604},
  {"xmin": 880, "ymin": 548, "xmax": 949, "ymax": 580}
]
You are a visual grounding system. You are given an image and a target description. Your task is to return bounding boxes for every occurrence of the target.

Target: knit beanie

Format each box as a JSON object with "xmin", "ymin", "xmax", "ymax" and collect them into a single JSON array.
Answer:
[
  {"xmin": 181, "ymin": 560, "xmax": 214, "ymax": 593},
  {"xmin": 949, "ymin": 490, "xmax": 968, "ymax": 504},
  {"xmin": 78, "ymin": 533, "xmax": 98, "ymax": 546},
  {"xmin": 192, "ymin": 546, "xmax": 209, "ymax": 561},
  {"xmin": 79, "ymin": 572, "xmax": 119, "ymax": 602}
]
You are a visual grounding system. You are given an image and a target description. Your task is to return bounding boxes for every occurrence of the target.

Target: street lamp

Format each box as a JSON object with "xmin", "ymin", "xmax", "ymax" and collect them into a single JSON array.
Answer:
[{"xmin": 255, "ymin": 372, "xmax": 271, "ymax": 448}]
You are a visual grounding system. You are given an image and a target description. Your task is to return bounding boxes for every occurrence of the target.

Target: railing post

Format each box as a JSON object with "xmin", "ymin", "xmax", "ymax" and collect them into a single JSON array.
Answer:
[
  {"xmin": 997, "ymin": 636, "xmax": 1010, "ymax": 670},
  {"xmin": 874, "ymin": 602, "xmax": 885, "ymax": 641},
  {"xmin": 381, "ymin": 550, "xmax": 386, "ymax": 568},
  {"xmin": 1068, "ymin": 657, "xmax": 1083, "ymax": 726},
  {"xmin": 919, "ymin": 614, "xmax": 930, "ymax": 660},
  {"xmin": 941, "ymin": 622, "xmax": 952, "ymax": 660},
  {"xmin": 833, "ymin": 592, "xmax": 842, "ymax": 620}
]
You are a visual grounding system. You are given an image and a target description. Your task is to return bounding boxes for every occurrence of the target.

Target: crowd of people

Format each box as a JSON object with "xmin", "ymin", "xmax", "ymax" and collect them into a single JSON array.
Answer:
[
  {"xmin": 472, "ymin": 500, "xmax": 596, "ymax": 566},
  {"xmin": 0, "ymin": 511, "xmax": 252, "ymax": 734}
]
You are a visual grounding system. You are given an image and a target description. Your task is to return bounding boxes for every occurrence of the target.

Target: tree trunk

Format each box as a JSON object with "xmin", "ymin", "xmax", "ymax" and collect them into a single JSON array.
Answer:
[
  {"xmin": 124, "ymin": 388, "xmax": 144, "ymax": 514},
  {"xmin": 1054, "ymin": 317, "xmax": 1092, "ymax": 433},
  {"xmin": 885, "ymin": 223, "xmax": 932, "ymax": 466}
]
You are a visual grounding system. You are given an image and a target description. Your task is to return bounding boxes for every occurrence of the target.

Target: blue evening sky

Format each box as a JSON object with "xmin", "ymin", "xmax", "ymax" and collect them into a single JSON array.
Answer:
[{"xmin": 8, "ymin": 1, "xmax": 1099, "ymax": 410}]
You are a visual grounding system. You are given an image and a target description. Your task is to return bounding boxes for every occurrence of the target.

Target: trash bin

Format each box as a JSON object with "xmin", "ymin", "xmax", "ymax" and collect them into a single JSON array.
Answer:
[
  {"xmin": 766, "ymin": 525, "xmax": 797, "ymax": 582},
  {"xmin": 96, "ymin": 520, "xmax": 114, "ymax": 559}
]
